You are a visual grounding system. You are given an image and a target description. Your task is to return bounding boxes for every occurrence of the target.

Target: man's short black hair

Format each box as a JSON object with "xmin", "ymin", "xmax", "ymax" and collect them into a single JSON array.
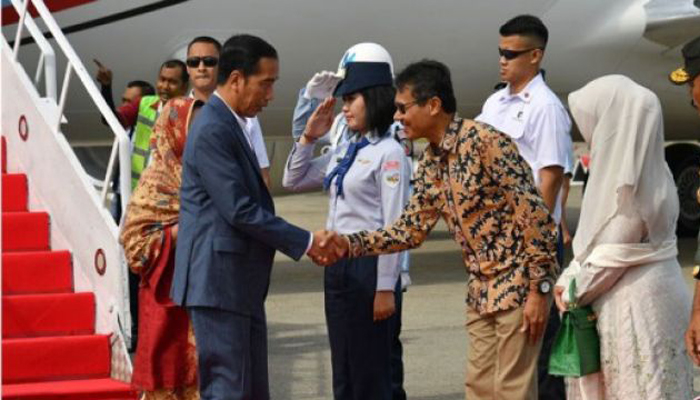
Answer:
[
  {"xmin": 127, "ymin": 80, "xmax": 155, "ymax": 96},
  {"xmin": 395, "ymin": 60, "xmax": 457, "ymax": 114},
  {"xmin": 160, "ymin": 59, "xmax": 189, "ymax": 86},
  {"xmin": 187, "ymin": 36, "xmax": 222, "ymax": 54},
  {"xmin": 356, "ymin": 85, "xmax": 396, "ymax": 136},
  {"xmin": 499, "ymin": 14, "xmax": 548, "ymax": 49},
  {"xmin": 217, "ymin": 34, "xmax": 278, "ymax": 85}
]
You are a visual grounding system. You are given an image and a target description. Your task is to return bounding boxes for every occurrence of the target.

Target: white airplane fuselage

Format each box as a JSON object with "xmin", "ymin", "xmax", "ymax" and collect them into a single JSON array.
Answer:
[
  {"xmin": 4, "ymin": 0, "xmax": 700, "ymax": 230},
  {"xmin": 3, "ymin": 0, "xmax": 698, "ymax": 141}
]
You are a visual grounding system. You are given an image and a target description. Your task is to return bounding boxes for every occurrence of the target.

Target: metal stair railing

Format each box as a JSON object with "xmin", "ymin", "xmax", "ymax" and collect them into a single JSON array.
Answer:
[{"xmin": 6, "ymin": 0, "xmax": 132, "ymax": 218}]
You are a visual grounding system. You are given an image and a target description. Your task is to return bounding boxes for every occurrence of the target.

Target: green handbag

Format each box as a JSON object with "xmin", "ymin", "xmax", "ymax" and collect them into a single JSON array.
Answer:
[{"xmin": 548, "ymin": 279, "xmax": 601, "ymax": 377}]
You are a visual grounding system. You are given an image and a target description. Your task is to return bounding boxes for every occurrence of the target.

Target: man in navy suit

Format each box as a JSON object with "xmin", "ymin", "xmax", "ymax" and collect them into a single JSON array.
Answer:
[{"xmin": 172, "ymin": 34, "xmax": 336, "ymax": 400}]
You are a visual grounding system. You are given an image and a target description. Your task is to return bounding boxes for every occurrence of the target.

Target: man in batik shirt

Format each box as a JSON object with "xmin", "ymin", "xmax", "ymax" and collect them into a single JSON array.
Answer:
[{"xmin": 324, "ymin": 60, "xmax": 558, "ymax": 400}]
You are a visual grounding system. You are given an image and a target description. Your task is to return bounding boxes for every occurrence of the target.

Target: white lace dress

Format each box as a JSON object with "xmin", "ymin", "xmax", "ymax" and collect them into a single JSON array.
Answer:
[{"xmin": 557, "ymin": 207, "xmax": 693, "ymax": 400}]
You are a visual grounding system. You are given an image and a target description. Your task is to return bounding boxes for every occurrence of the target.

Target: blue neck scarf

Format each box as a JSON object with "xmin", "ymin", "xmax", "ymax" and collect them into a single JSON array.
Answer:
[{"xmin": 323, "ymin": 137, "xmax": 370, "ymax": 197}]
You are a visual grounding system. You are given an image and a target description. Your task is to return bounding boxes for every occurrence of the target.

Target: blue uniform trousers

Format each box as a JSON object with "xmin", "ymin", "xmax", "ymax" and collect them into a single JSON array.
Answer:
[
  {"xmin": 325, "ymin": 256, "xmax": 397, "ymax": 400},
  {"xmin": 390, "ymin": 279, "xmax": 406, "ymax": 400}
]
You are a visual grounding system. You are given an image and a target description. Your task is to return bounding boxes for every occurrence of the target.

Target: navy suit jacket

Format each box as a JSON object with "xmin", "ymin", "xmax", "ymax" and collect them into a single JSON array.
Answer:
[{"xmin": 171, "ymin": 95, "xmax": 310, "ymax": 315}]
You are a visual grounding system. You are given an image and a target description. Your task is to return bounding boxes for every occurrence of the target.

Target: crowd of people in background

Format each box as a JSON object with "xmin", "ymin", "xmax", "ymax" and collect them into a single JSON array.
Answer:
[{"xmin": 98, "ymin": 12, "xmax": 700, "ymax": 400}]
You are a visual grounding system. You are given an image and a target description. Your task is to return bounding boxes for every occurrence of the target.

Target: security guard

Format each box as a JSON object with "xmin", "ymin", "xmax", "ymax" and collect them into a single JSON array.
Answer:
[
  {"xmin": 283, "ymin": 44, "xmax": 410, "ymax": 400},
  {"xmin": 130, "ymin": 94, "xmax": 161, "ymax": 188},
  {"xmin": 475, "ymin": 15, "xmax": 573, "ymax": 399},
  {"xmin": 672, "ymin": 35, "xmax": 700, "ymax": 366}
]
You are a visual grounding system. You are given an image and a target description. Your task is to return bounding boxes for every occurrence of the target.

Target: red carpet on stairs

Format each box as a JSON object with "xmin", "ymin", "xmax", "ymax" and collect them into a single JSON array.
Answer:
[
  {"xmin": 3, "ymin": 335, "xmax": 111, "ymax": 383},
  {"xmin": 3, "ymin": 378, "xmax": 138, "ymax": 400},
  {"xmin": 2, "ymin": 292, "xmax": 95, "ymax": 338},
  {"xmin": 2, "ymin": 174, "xmax": 27, "ymax": 212},
  {"xmin": 2, "ymin": 137, "xmax": 137, "ymax": 399},
  {"xmin": 3, "ymin": 251, "xmax": 73, "ymax": 295},
  {"xmin": 2, "ymin": 212, "xmax": 50, "ymax": 252}
]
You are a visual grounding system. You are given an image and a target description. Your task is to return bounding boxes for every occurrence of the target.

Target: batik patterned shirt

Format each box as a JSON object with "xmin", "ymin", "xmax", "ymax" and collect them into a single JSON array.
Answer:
[{"xmin": 346, "ymin": 115, "xmax": 559, "ymax": 314}]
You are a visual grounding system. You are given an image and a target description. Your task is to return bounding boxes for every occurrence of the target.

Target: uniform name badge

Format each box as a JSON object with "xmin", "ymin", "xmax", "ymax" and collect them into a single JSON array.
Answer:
[
  {"xmin": 512, "ymin": 109, "xmax": 525, "ymax": 122},
  {"xmin": 383, "ymin": 160, "xmax": 401, "ymax": 188},
  {"xmin": 384, "ymin": 171, "xmax": 400, "ymax": 188}
]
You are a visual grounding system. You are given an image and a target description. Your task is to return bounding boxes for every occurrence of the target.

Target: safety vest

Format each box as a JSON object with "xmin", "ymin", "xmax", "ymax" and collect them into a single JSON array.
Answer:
[{"xmin": 130, "ymin": 95, "xmax": 160, "ymax": 189}]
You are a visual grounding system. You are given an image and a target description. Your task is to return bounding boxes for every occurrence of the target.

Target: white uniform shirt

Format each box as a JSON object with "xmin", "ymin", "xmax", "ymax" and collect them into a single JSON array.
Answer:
[
  {"xmin": 476, "ymin": 73, "xmax": 572, "ymax": 223},
  {"xmin": 244, "ymin": 117, "xmax": 270, "ymax": 169},
  {"xmin": 283, "ymin": 133, "xmax": 411, "ymax": 291}
]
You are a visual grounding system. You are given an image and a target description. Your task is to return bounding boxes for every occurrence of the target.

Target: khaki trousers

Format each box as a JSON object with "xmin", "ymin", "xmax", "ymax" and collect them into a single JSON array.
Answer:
[{"xmin": 465, "ymin": 304, "xmax": 544, "ymax": 400}]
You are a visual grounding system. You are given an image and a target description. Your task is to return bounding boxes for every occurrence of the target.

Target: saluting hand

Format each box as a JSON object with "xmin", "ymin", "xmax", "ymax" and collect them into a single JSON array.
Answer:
[
  {"xmin": 303, "ymin": 71, "xmax": 342, "ymax": 100},
  {"xmin": 301, "ymin": 97, "xmax": 336, "ymax": 144}
]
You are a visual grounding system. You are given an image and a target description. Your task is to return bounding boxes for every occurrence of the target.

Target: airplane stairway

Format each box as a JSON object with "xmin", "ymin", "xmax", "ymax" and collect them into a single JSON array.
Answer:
[{"xmin": 1, "ymin": 136, "xmax": 137, "ymax": 399}]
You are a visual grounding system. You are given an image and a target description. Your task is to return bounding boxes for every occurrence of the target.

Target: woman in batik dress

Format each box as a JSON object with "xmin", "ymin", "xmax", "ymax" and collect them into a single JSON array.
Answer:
[{"xmin": 121, "ymin": 97, "xmax": 203, "ymax": 400}]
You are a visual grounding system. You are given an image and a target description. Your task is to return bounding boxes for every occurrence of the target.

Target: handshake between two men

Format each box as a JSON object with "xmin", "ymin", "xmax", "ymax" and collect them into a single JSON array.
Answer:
[{"xmin": 307, "ymin": 230, "xmax": 350, "ymax": 266}]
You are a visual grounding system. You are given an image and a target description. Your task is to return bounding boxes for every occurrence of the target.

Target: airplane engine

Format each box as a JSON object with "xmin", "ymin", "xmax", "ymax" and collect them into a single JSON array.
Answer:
[{"xmin": 666, "ymin": 142, "xmax": 700, "ymax": 236}]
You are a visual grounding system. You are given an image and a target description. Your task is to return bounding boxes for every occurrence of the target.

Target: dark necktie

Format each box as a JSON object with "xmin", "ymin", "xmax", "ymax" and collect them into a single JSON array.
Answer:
[{"xmin": 323, "ymin": 137, "xmax": 370, "ymax": 197}]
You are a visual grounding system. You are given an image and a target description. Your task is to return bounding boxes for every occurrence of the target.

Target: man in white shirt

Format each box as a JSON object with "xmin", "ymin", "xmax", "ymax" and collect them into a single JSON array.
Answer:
[
  {"xmin": 187, "ymin": 36, "xmax": 271, "ymax": 188},
  {"xmin": 476, "ymin": 14, "xmax": 572, "ymax": 400}
]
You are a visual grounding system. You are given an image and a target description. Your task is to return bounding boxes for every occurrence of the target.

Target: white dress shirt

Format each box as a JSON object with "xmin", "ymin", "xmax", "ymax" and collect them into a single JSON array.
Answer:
[{"xmin": 476, "ymin": 73, "xmax": 572, "ymax": 223}]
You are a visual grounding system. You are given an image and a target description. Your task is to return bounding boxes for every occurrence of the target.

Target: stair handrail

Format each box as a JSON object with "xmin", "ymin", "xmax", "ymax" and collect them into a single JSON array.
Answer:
[
  {"xmin": 10, "ymin": 0, "xmax": 56, "ymax": 101},
  {"xmin": 7, "ymin": 0, "xmax": 132, "ymax": 219}
]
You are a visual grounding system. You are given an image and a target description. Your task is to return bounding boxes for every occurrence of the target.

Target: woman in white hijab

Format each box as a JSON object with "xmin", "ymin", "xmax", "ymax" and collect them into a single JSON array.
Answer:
[{"xmin": 554, "ymin": 75, "xmax": 692, "ymax": 399}]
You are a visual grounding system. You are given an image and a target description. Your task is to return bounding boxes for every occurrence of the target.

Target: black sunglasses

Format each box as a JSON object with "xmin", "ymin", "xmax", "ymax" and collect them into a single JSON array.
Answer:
[
  {"xmin": 498, "ymin": 47, "xmax": 540, "ymax": 60},
  {"xmin": 186, "ymin": 56, "xmax": 219, "ymax": 68},
  {"xmin": 395, "ymin": 100, "xmax": 419, "ymax": 114}
]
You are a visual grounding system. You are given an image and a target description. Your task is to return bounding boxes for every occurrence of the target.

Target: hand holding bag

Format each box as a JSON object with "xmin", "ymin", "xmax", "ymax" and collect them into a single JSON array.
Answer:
[{"xmin": 548, "ymin": 278, "xmax": 601, "ymax": 377}]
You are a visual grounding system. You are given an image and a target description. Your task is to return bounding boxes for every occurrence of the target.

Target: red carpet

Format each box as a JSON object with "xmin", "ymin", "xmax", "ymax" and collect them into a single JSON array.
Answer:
[
  {"xmin": 3, "ymin": 378, "xmax": 137, "ymax": 400},
  {"xmin": 2, "ymin": 212, "xmax": 50, "ymax": 252},
  {"xmin": 3, "ymin": 292, "xmax": 95, "ymax": 338},
  {"xmin": 3, "ymin": 251, "xmax": 73, "ymax": 295},
  {"xmin": 2, "ymin": 174, "xmax": 27, "ymax": 212},
  {"xmin": 2, "ymin": 137, "xmax": 137, "ymax": 398}
]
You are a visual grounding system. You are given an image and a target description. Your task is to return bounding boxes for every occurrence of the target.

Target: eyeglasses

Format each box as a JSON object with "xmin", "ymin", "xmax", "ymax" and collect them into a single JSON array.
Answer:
[
  {"xmin": 395, "ymin": 100, "xmax": 419, "ymax": 114},
  {"xmin": 186, "ymin": 56, "xmax": 219, "ymax": 68},
  {"xmin": 498, "ymin": 47, "xmax": 540, "ymax": 60}
]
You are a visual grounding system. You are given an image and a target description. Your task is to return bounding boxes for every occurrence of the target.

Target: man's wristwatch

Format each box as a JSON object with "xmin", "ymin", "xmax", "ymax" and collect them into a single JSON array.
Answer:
[{"xmin": 537, "ymin": 280, "xmax": 552, "ymax": 295}]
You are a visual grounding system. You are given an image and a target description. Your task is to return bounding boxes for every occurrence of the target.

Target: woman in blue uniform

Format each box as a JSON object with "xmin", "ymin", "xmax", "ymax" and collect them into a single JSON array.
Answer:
[{"xmin": 283, "ymin": 50, "xmax": 410, "ymax": 400}]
